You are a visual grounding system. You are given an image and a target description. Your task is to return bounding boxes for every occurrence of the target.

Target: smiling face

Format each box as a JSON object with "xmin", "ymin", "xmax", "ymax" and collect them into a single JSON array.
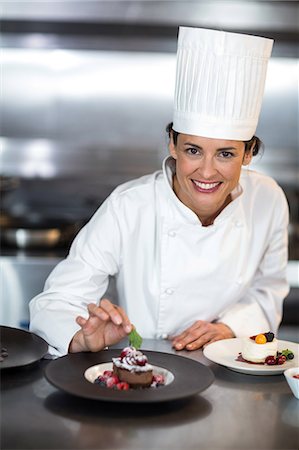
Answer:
[{"xmin": 169, "ymin": 133, "xmax": 253, "ymax": 225}]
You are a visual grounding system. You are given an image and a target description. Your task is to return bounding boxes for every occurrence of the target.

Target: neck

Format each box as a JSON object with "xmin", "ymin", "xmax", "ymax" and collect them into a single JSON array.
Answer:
[{"xmin": 199, "ymin": 195, "xmax": 232, "ymax": 226}]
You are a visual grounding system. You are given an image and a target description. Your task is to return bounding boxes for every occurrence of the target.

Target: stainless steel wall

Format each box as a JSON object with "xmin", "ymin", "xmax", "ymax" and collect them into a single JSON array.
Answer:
[{"xmin": 1, "ymin": 0, "xmax": 298, "ymax": 230}]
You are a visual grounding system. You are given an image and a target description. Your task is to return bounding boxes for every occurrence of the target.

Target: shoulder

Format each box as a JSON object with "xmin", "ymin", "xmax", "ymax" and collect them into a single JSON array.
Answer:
[
  {"xmin": 240, "ymin": 169, "xmax": 289, "ymax": 224},
  {"xmin": 240, "ymin": 169, "xmax": 287, "ymax": 203},
  {"xmin": 109, "ymin": 170, "xmax": 164, "ymax": 209}
]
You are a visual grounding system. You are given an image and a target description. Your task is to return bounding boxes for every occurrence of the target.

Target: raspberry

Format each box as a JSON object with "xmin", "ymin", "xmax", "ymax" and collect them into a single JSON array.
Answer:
[
  {"xmin": 103, "ymin": 370, "xmax": 113, "ymax": 377},
  {"xmin": 152, "ymin": 374, "xmax": 165, "ymax": 384},
  {"xmin": 277, "ymin": 355, "xmax": 286, "ymax": 365},
  {"xmin": 106, "ymin": 375, "xmax": 119, "ymax": 388},
  {"xmin": 265, "ymin": 356, "xmax": 276, "ymax": 365},
  {"xmin": 116, "ymin": 382, "xmax": 130, "ymax": 390}
]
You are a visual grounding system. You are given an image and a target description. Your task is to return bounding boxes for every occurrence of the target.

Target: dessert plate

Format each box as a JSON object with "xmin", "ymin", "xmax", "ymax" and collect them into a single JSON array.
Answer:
[
  {"xmin": 203, "ymin": 338, "xmax": 299, "ymax": 375},
  {"xmin": 0, "ymin": 326, "xmax": 48, "ymax": 369},
  {"xmin": 45, "ymin": 349, "xmax": 214, "ymax": 403}
]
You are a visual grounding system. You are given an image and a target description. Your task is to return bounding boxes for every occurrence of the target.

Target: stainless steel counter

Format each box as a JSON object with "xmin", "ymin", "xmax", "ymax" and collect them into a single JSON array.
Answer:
[{"xmin": 1, "ymin": 339, "xmax": 298, "ymax": 450}]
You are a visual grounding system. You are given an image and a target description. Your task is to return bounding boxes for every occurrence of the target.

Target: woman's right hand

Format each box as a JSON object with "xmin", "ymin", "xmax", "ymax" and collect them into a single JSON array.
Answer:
[{"xmin": 69, "ymin": 298, "xmax": 132, "ymax": 353}]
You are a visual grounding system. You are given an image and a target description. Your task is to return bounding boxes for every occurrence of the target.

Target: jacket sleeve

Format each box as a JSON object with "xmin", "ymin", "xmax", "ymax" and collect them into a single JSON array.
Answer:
[
  {"xmin": 29, "ymin": 196, "xmax": 121, "ymax": 356},
  {"xmin": 216, "ymin": 189, "xmax": 290, "ymax": 337}
]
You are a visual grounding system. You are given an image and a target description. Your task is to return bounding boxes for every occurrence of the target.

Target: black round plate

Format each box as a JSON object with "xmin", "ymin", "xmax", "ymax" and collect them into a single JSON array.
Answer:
[
  {"xmin": 45, "ymin": 349, "xmax": 214, "ymax": 403},
  {"xmin": 0, "ymin": 326, "xmax": 48, "ymax": 369}
]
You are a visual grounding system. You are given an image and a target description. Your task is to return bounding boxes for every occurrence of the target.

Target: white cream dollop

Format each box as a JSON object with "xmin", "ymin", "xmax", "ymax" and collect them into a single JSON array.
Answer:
[
  {"xmin": 241, "ymin": 338, "xmax": 278, "ymax": 363},
  {"xmin": 112, "ymin": 346, "xmax": 153, "ymax": 372}
]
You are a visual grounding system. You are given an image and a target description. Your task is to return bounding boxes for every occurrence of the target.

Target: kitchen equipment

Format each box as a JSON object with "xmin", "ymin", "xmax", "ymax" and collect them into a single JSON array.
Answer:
[{"xmin": 0, "ymin": 215, "xmax": 82, "ymax": 249}]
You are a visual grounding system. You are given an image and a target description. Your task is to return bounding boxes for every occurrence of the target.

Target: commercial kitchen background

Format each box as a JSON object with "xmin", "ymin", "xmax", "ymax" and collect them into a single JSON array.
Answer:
[{"xmin": 0, "ymin": 1, "xmax": 298, "ymax": 340}]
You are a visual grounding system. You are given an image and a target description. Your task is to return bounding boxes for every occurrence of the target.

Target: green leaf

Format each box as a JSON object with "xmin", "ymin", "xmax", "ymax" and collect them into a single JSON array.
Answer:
[
  {"xmin": 281, "ymin": 349, "xmax": 294, "ymax": 359},
  {"xmin": 129, "ymin": 328, "xmax": 143, "ymax": 349}
]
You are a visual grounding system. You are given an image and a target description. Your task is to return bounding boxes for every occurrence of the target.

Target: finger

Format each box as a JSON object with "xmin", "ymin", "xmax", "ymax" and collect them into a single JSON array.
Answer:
[
  {"xmin": 185, "ymin": 332, "xmax": 215, "ymax": 351},
  {"xmin": 88, "ymin": 301, "xmax": 122, "ymax": 325},
  {"xmin": 115, "ymin": 305, "xmax": 132, "ymax": 333},
  {"xmin": 76, "ymin": 315, "xmax": 87, "ymax": 327},
  {"xmin": 171, "ymin": 320, "xmax": 206, "ymax": 343},
  {"xmin": 100, "ymin": 299, "xmax": 132, "ymax": 333},
  {"xmin": 86, "ymin": 302, "xmax": 109, "ymax": 320},
  {"xmin": 98, "ymin": 299, "xmax": 123, "ymax": 325},
  {"xmin": 172, "ymin": 322, "xmax": 209, "ymax": 350},
  {"xmin": 76, "ymin": 312, "xmax": 103, "ymax": 337}
]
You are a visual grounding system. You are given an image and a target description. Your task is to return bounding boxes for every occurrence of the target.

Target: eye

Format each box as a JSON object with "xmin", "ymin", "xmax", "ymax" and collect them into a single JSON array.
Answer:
[
  {"xmin": 186, "ymin": 147, "xmax": 200, "ymax": 156},
  {"xmin": 219, "ymin": 150, "xmax": 234, "ymax": 158}
]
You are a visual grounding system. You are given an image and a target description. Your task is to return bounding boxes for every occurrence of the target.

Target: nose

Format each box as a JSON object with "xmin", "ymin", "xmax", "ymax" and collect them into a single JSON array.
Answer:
[{"xmin": 197, "ymin": 156, "xmax": 217, "ymax": 180}]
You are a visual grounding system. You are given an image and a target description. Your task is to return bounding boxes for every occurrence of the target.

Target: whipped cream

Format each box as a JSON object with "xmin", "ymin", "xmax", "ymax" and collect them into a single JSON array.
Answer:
[
  {"xmin": 241, "ymin": 338, "xmax": 278, "ymax": 363},
  {"xmin": 112, "ymin": 347, "xmax": 153, "ymax": 372}
]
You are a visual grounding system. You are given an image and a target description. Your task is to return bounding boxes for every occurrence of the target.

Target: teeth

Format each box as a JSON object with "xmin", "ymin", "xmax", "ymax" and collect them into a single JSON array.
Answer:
[{"xmin": 193, "ymin": 180, "xmax": 219, "ymax": 190}]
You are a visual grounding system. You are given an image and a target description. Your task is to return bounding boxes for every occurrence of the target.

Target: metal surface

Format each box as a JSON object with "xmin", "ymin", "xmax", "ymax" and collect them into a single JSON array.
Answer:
[
  {"xmin": 0, "ymin": 1, "xmax": 298, "ymax": 313},
  {"xmin": 2, "ymin": 228, "xmax": 62, "ymax": 249},
  {"xmin": 1, "ymin": 339, "xmax": 299, "ymax": 450},
  {"xmin": 0, "ymin": 50, "xmax": 298, "ymax": 186},
  {"xmin": 2, "ymin": 1, "xmax": 299, "ymax": 32}
]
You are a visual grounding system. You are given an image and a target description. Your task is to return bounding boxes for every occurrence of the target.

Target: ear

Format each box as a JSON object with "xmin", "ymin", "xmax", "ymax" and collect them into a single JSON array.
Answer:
[
  {"xmin": 242, "ymin": 151, "xmax": 252, "ymax": 166},
  {"xmin": 168, "ymin": 132, "xmax": 177, "ymax": 160}
]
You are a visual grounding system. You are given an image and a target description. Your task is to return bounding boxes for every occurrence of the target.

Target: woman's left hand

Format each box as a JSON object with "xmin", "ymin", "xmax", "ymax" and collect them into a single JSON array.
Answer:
[{"xmin": 171, "ymin": 321, "xmax": 234, "ymax": 351}]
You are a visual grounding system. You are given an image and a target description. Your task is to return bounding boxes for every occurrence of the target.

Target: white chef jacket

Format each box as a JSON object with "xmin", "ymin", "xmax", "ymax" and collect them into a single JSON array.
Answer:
[{"xmin": 29, "ymin": 157, "xmax": 289, "ymax": 356}]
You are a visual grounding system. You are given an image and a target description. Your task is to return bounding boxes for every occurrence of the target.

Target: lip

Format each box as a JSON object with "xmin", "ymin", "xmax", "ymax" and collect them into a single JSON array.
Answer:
[{"xmin": 192, "ymin": 179, "xmax": 221, "ymax": 193}]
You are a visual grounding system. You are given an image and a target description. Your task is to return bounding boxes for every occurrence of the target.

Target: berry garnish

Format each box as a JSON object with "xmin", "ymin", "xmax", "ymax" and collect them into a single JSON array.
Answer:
[
  {"xmin": 265, "ymin": 356, "xmax": 276, "ymax": 365},
  {"xmin": 264, "ymin": 332, "xmax": 274, "ymax": 342},
  {"xmin": 255, "ymin": 334, "xmax": 267, "ymax": 344},
  {"xmin": 277, "ymin": 355, "xmax": 287, "ymax": 365},
  {"xmin": 281, "ymin": 349, "xmax": 294, "ymax": 360},
  {"xmin": 116, "ymin": 382, "xmax": 130, "ymax": 390},
  {"xmin": 106, "ymin": 375, "xmax": 119, "ymax": 388}
]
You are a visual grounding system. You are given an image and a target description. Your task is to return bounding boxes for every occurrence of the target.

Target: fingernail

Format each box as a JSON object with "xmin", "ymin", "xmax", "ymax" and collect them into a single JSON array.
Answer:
[
  {"xmin": 125, "ymin": 325, "xmax": 132, "ymax": 333},
  {"xmin": 175, "ymin": 342, "xmax": 183, "ymax": 349}
]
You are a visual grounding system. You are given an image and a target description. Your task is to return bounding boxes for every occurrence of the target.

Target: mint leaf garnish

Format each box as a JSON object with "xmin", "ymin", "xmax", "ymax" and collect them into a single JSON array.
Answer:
[{"xmin": 129, "ymin": 328, "xmax": 143, "ymax": 349}]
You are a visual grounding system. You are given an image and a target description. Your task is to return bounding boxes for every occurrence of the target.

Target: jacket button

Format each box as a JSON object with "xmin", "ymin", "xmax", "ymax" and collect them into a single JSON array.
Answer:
[
  {"xmin": 234, "ymin": 221, "xmax": 243, "ymax": 228},
  {"xmin": 168, "ymin": 230, "xmax": 176, "ymax": 237},
  {"xmin": 165, "ymin": 288, "xmax": 174, "ymax": 295}
]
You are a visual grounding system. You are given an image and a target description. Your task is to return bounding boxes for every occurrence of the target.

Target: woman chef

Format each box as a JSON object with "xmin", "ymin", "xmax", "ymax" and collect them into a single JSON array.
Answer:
[{"xmin": 29, "ymin": 27, "xmax": 289, "ymax": 357}]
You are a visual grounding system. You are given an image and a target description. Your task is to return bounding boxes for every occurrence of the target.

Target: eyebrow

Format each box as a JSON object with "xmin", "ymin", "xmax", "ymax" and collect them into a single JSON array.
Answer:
[{"xmin": 183, "ymin": 142, "xmax": 238, "ymax": 151}]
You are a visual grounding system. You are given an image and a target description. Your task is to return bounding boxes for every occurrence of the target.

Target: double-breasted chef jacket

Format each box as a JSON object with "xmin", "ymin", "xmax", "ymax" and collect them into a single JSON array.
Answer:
[{"xmin": 30, "ymin": 157, "xmax": 289, "ymax": 356}]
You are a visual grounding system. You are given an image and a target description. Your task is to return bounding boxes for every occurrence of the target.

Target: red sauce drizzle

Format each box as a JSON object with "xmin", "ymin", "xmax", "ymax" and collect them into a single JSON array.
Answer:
[{"xmin": 235, "ymin": 353, "xmax": 264, "ymax": 365}]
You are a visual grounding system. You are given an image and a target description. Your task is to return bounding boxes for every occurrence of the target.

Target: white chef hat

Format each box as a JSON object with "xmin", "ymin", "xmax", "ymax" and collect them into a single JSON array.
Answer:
[{"xmin": 173, "ymin": 27, "xmax": 273, "ymax": 140}]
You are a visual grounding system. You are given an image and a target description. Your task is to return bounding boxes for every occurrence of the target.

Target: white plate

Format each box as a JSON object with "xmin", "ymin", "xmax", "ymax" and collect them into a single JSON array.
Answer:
[
  {"xmin": 84, "ymin": 362, "xmax": 175, "ymax": 386},
  {"xmin": 203, "ymin": 338, "xmax": 299, "ymax": 375}
]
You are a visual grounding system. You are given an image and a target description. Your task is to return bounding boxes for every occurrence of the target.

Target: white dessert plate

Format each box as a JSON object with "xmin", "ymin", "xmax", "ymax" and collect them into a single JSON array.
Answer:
[
  {"xmin": 84, "ymin": 362, "xmax": 175, "ymax": 386},
  {"xmin": 203, "ymin": 338, "xmax": 299, "ymax": 375},
  {"xmin": 45, "ymin": 349, "xmax": 214, "ymax": 403}
]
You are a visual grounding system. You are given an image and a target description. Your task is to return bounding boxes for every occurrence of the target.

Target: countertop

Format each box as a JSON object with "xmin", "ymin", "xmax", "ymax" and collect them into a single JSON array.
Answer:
[{"xmin": 1, "ymin": 339, "xmax": 298, "ymax": 450}]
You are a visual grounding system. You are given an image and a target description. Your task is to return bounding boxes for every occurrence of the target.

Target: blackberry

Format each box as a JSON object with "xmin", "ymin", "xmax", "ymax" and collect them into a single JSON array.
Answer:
[{"xmin": 264, "ymin": 332, "xmax": 274, "ymax": 342}]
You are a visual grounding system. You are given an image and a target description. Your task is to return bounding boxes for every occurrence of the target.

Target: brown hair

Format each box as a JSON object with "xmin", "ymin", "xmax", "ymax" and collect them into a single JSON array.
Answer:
[{"xmin": 166, "ymin": 122, "xmax": 262, "ymax": 156}]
